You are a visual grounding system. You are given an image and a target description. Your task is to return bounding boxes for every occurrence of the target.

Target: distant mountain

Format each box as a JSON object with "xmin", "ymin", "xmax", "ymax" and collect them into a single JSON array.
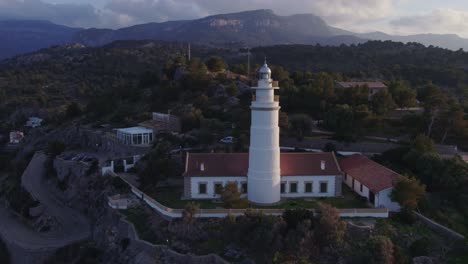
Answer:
[
  {"xmin": 0, "ymin": 20, "xmax": 81, "ymax": 59},
  {"xmin": 2, "ymin": 10, "xmax": 468, "ymax": 60},
  {"xmin": 357, "ymin": 31, "xmax": 468, "ymax": 51},
  {"xmin": 74, "ymin": 9, "xmax": 359, "ymax": 47}
]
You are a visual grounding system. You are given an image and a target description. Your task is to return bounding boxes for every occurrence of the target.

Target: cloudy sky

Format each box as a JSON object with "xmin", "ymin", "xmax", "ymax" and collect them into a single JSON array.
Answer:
[{"xmin": 1, "ymin": 0, "xmax": 468, "ymax": 37}]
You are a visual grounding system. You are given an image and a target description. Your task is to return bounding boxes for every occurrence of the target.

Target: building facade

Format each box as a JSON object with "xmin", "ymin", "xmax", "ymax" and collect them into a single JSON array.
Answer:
[
  {"xmin": 340, "ymin": 154, "xmax": 401, "ymax": 211},
  {"xmin": 183, "ymin": 151, "xmax": 343, "ymax": 200}
]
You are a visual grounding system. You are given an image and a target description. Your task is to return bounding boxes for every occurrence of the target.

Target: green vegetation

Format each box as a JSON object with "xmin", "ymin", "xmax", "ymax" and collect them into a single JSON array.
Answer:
[
  {"xmin": 44, "ymin": 241, "xmax": 102, "ymax": 264},
  {"xmin": 120, "ymin": 206, "xmax": 159, "ymax": 244},
  {"xmin": 391, "ymin": 175, "xmax": 426, "ymax": 210},
  {"xmin": 151, "ymin": 184, "xmax": 368, "ymax": 210},
  {"xmin": 375, "ymin": 138, "xmax": 468, "ymax": 236},
  {"xmin": 0, "ymin": 238, "xmax": 10, "ymax": 264}
]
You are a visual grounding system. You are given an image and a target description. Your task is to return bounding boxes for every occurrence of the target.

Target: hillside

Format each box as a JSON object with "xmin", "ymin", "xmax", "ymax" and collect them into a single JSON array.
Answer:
[{"xmin": 0, "ymin": 20, "xmax": 81, "ymax": 60}]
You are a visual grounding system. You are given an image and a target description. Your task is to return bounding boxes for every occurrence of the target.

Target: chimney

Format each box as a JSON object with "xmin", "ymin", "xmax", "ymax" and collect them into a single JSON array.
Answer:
[
  {"xmin": 321, "ymin": 160, "xmax": 326, "ymax": 170},
  {"xmin": 200, "ymin": 163, "xmax": 205, "ymax": 171}
]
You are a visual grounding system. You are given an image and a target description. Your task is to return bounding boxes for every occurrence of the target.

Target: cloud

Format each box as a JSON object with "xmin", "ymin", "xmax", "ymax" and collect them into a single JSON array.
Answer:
[
  {"xmin": 0, "ymin": 0, "xmax": 101, "ymax": 28},
  {"xmin": 390, "ymin": 8, "xmax": 468, "ymax": 36}
]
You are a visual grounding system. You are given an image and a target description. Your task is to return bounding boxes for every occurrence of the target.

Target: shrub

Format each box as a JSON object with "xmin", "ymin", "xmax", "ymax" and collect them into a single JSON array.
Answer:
[
  {"xmin": 182, "ymin": 202, "xmax": 199, "ymax": 223},
  {"xmin": 410, "ymin": 238, "xmax": 431, "ymax": 257},
  {"xmin": 221, "ymin": 182, "xmax": 242, "ymax": 208},
  {"xmin": 0, "ymin": 238, "xmax": 10, "ymax": 264},
  {"xmin": 120, "ymin": 238, "xmax": 130, "ymax": 251}
]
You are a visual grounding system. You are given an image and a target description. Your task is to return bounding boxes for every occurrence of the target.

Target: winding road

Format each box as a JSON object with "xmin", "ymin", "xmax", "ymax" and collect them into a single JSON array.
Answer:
[{"xmin": 0, "ymin": 152, "xmax": 90, "ymax": 263}]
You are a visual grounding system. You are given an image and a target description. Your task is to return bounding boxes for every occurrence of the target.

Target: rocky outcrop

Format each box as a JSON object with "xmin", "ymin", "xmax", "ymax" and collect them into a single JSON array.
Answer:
[{"xmin": 413, "ymin": 256, "xmax": 434, "ymax": 264}]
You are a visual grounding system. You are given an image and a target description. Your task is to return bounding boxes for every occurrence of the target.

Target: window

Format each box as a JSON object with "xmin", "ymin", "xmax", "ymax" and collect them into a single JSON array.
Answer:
[
  {"xmin": 280, "ymin": 182, "xmax": 286, "ymax": 193},
  {"xmin": 241, "ymin": 182, "xmax": 248, "ymax": 194},
  {"xmin": 198, "ymin": 183, "xmax": 207, "ymax": 194},
  {"xmin": 289, "ymin": 182, "xmax": 298, "ymax": 193},
  {"xmin": 320, "ymin": 182, "xmax": 328, "ymax": 193},
  {"xmin": 360, "ymin": 183, "xmax": 363, "ymax": 192},
  {"xmin": 305, "ymin": 182, "xmax": 313, "ymax": 193},
  {"xmin": 214, "ymin": 183, "xmax": 223, "ymax": 195}
]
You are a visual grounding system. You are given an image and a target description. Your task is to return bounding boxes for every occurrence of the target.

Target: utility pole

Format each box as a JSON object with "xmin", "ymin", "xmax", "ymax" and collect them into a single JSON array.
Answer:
[{"xmin": 247, "ymin": 47, "xmax": 251, "ymax": 78}]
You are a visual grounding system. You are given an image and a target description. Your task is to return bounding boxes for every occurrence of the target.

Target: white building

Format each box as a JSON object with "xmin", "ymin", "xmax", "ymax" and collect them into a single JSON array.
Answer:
[
  {"xmin": 183, "ymin": 152, "xmax": 342, "ymax": 200},
  {"xmin": 25, "ymin": 117, "xmax": 43, "ymax": 128},
  {"xmin": 183, "ymin": 62, "xmax": 343, "ymax": 204},
  {"xmin": 9, "ymin": 131, "xmax": 24, "ymax": 144},
  {"xmin": 115, "ymin": 127, "xmax": 153, "ymax": 146},
  {"xmin": 340, "ymin": 154, "xmax": 401, "ymax": 211}
]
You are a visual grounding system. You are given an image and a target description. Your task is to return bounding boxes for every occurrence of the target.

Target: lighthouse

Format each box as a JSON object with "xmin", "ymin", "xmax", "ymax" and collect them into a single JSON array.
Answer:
[{"xmin": 247, "ymin": 61, "xmax": 281, "ymax": 204}]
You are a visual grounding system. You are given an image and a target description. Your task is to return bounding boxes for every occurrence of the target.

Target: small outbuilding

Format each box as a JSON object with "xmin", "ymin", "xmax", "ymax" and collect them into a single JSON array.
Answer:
[
  {"xmin": 339, "ymin": 154, "xmax": 401, "ymax": 211},
  {"xmin": 335, "ymin": 81, "xmax": 387, "ymax": 99},
  {"xmin": 9, "ymin": 131, "xmax": 24, "ymax": 144},
  {"xmin": 115, "ymin": 126, "xmax": 153, "ymax": 146},
  {"xmin": 25, "ymin": 117, "xmax": 43, "ymax": 128}
]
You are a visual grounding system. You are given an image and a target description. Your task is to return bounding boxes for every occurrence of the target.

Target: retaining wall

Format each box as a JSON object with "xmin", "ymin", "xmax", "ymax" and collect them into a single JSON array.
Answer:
[{"xmin": 121, "ymin": 175, "xmax": 389, "ymax": 219}]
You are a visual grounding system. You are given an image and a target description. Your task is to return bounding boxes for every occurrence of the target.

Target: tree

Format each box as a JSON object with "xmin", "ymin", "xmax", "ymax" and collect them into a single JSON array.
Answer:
[
  {"xmin": 279, "ymin": 111, "xmax": 289, "ymax": 132},
  {"xmin": 420, "ymin": 84, "xmax": 447, "ymax": 136},
  {"xmin": 205, "ymin": 56, "xmax": 227, "ymax": 72},
  {"xmin": 221, "ymin": 182, "xmax": 242, "ymax": 208},
  {"xmin": 315, "ymin": 203, "xmax": 347, "ymax": 249},
  {"xmin": 388, "ymin": 81, "xmax": 417, "ymax": 108},
  {"xmin": 46, "ymin": 141, "xmax": 65, "ymax": 157},
  {"xmin": 324, "ymin": 104, "xmax": 355, "ymax": 141},
  {"xmin": 182, "ymin": 202, "xmax": 199, "ymax": 223},
  {"xmin": 225, "ymin": 82, "xmax": 238, "ymax": 97},
  {"xmin": 391, "ymin": 175, "xmax": 426, "ymax": 210},
  {"xmin": 66, "ymin": 102, "xmax": 82, "ymax": 119},
  {"xmin": 412, "ymin": 134, "xmax": 435, "ymax": 153},
  {"xmin": 369, "ymin": 235, "xmax": 394, "ymax": 264},
  {"xmin": 289, "ymin": 114, "xmax": 313, "ymax": 140},
  {"xmin": 372, "ymin": 90, "xmax": 396, "ymax": 116}
]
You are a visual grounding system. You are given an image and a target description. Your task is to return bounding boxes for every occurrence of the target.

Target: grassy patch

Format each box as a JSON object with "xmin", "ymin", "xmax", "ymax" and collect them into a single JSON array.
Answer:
[
  {"xmin": 151, "ymin": 187, "xmax": 218, "ymax": 209},
  {"xmin": 151, "ymin": 184, "xmax": 369, "ymax": 210},
  {"xmin": 120, "ymin": 206, "xmax": 158, "ymax": 244}
]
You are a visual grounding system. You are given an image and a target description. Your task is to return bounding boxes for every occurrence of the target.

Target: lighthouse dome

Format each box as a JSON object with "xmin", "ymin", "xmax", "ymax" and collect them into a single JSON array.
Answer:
[{"xmin": 258, "ymin": 61, "xmax": 271, "ymax": 80}]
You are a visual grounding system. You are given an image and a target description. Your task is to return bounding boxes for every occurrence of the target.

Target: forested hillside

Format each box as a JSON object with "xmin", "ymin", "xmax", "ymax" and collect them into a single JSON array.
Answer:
[{"xmin": 1, "ymin": 40, "xmax": 467, "ymax": 147}]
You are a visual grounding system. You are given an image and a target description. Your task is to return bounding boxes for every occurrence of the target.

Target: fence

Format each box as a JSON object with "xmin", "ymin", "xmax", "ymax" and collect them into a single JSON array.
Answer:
[{"xmin": 119, "ymin": 174, "xmax": 389, "ymax": 219}]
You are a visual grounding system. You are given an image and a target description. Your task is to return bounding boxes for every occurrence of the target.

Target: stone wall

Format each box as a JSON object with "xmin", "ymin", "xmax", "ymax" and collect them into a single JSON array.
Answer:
[{"xmin": 414, "ymin": 212, "xmax": 465, "ymax": 241}]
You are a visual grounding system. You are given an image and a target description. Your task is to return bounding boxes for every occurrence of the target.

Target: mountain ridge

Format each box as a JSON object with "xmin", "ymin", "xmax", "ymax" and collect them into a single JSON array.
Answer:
[{"xmin": 1, "ymin": 9, "xmax": 468, "ymax": 59}]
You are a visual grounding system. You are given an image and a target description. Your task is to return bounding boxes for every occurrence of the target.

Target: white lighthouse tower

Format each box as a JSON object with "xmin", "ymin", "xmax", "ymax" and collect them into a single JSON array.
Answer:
[{"xmin": 247, "ymin": 61, "xmax": 281, "ymax": 204}]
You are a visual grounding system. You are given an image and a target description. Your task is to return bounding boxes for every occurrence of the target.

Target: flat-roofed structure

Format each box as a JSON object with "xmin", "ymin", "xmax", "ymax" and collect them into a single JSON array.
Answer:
[{"xmin": 115, "ymin": 126, "xmax": 153, "ymax": 146}]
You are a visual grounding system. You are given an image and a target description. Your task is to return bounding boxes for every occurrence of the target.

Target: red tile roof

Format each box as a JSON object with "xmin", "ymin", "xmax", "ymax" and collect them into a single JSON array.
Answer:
[
  {"xmin": 336, "ymin": 81, "xmax": 387, "ymax": 89},
  {"xmin": 339, "ymin": 154, "xmax": 399, "ymax": 193},
  {"xmin": 185, "ymin": 152, "xmax": 341, "ymax": 177}
]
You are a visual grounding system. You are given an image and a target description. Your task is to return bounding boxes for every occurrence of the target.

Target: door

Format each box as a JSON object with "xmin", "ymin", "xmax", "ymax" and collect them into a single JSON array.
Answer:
[{"xmin": 369, "ymin": 191, "xmax": 375, "ymax": 205}]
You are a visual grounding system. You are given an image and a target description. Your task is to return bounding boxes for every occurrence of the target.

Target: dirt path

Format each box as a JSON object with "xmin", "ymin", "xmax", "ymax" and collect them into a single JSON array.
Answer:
[{"xmin": 0, "ymin": 152, "xmax": 90, "ymax": 263}]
